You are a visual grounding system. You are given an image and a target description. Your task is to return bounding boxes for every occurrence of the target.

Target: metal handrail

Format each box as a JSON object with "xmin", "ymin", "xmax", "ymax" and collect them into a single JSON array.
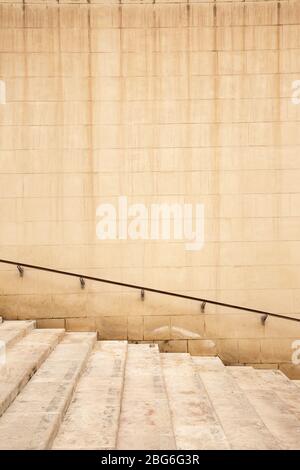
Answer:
[{"xmin": 0, "ymin": 258, "xmax": 300, "ymax": 323}]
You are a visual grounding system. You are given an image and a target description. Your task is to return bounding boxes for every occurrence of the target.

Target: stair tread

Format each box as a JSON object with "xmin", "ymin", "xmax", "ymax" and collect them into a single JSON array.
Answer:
[
  {"xmin": 0, "ymin": 321, "xmax": 35, "ymax": 330},
  {"xmin": 0, "ymin": 329, "xmax": 65, "ymax": 418},
  {"xmin": 117, "ymin": 344, "xmax": 175, "ymax": 450},
  {"xmin": 0, "ymin": 321, "xmax": 35, "ymax": 348},
  {"xmin": 194, "ymin": 365, "xmax": 281, "ymax": 449},
  {"xmin": 192, "ymin": 356, "xmax": 225, "ymax": 371},
  {"xmin": 228, "ymin": 367, "xmax": 300, "ymax": 449},
  {"xmin": 162, "ymin": 354, "xmax": 230, "ymax": 450},
  {"xmin": 53, "ymin": 340, "xmax": 127, "ymax": 450},
  {"xmin": 0, "ymin": 320, "xmax": 299, "ymax": 451},
  {"xmin": 0, "ymin": 332, "xmax": 96, "ymax": 450}
]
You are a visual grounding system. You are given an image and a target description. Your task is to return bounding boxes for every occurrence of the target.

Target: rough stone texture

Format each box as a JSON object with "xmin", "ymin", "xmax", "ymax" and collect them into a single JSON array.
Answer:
[
  {"xmin": 0, "ymin": 0, "xmax": 300, "ymax": 374},
  {"xmin": 53, "ymin": 341, "xmax": 127, "ymax": 450},
  {"xmin": 0, "ymin": 323, "xmax": 300, "ymax": 450},
  {"xmin": 117, "ymin": 344, "xmax": 176, "ymax": 450},
  {"xmin": 193, "ymin": 359, "xmax": 282, "ymax": 449},
  {"xmin": 0, "ymin": 328, "xmax": 65, "ymax": 417},
  {"xmin": 228, "ymin": 366, "xmax": 300, "ymax": 449},
  {"xmin": 0, "ymin": 320, "xmax": 35, "ymax": 348},
  {"xmin": 0, "ymin": 331, "xmax": 96, "ymax": 450},
  {"xmin": 162, "ymin": 353, "xmax": 230, "ymax": 450}
]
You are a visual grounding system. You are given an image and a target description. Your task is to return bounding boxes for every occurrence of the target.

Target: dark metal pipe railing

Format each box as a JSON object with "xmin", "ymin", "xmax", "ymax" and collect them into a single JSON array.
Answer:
[{"xmin": 0, "ymin": 258, "xmax": 300, "ymax": 323}]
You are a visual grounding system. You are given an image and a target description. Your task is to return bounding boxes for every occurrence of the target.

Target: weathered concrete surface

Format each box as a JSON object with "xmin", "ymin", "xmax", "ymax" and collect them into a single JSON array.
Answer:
[
  {"xmin": 0, "ymin": 328, "xmax": 65, "ymax": 417},
  {"xmin": 0, "ymin": 332, "xmax": 96, "ymax": 450},
  {"xmin": 117, "ymin": 344, "xmax": 175, "ymax": 450},
  {"xmin": 194, "ymin": 362, "xmax": 281, "ymax": 449},
  {"xmin": 53, "ymin": 341, "xmax": 127, "ymax": 450},
  {"xmin": 0, "ymin": 322, "xmax": 300, "ymax": 450},
  {"xmin": 0, "ymin": 320, "xmax": 35, "ymax": 348},
  {"xmin": 162, "ymin": 353, "xmax": 229, "ymax": 450},
  {"xmin": 228, "ymin": 366, "xmax": 300, "ymax": 450}
]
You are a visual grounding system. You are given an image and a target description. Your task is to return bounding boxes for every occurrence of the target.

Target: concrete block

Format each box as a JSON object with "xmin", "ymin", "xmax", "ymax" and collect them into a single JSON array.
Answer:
[
  {"xmin": 66, "ymin": 318, "xmax": 96, "ymax": 332},
  {"xmin": 127, "ymin": 316, "xmax": 143, "ymax": 341},
  {"xmin": 157, "ymin": 340, "xmax": 187, "ymax": 353},
  {"xmin": 144, "ymin": 316, "xmax": 170, "ymax": 341},
  {"xmin": 96, "ymin": 316, "xmax": 127, "ymax": 340},
  {"xmin": 188, "ymin": 339, "xmax": 217, "ymax": 356},
  {"xmin": 36, "ymin": 319, "xmax": 65, "ymax": 330}
]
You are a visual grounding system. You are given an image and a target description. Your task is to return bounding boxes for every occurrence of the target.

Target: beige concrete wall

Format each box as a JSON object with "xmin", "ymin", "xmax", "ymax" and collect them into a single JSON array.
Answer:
[{"xmin": 1, "ymin": 0, "xmax": 300, "ymax": 377}]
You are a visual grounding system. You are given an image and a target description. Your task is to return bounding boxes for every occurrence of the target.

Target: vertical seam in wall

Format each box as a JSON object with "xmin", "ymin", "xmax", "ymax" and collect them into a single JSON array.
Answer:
[
  {"xmin": 87, "ymin": 1, "xmax": 96, "ymax": 271},
  {"xmin": 213, "ymin": 0, "xmax": 221, "ymax": 319},
  {"xmin": 57, "ymin": 0, "xmax": 64, "ymax": 234},
  {"xmin": 118, "ymin": 2, "xmax": 125, "ymax": 287},
  {"xmin": 22, "ymin": 0, "xmax": 27, "ymax": 203},
  {"xmin": 274, "ymin": 1, "xmax": 281, "ymax": 244}
]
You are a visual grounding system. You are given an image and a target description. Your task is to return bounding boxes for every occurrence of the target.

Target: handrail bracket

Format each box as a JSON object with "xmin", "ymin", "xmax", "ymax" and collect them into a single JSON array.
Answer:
[
  {"xmin": 80, "ymin": 277, "xmax": 85, "ymax": 290},
  {"xmin": 17, "ymin": 265, "xmax": 24, "ymax": 278},
  {"xmin": 261, "ymin": 314, "xmax": 268, "ymax": 325}
]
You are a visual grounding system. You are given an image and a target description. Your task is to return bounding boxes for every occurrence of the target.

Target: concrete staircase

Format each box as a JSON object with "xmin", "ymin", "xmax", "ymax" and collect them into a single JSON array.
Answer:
[{"xmin": 0, "ymin": 319, "xmax": 300, "ymax": 450}]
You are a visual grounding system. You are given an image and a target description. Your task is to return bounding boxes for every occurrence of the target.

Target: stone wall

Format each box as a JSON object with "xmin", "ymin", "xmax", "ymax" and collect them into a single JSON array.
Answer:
[{"xmin": 1, "ymin": 0, "xmax": 300, "ymax": 377}]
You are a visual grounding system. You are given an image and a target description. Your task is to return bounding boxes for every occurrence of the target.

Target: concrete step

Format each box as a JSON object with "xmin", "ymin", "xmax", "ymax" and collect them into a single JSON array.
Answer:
[
  {"xmin": 194, "ymin": 361, "xmax": 280, "ymax": 449},
  {"xmin": 0, "ymin": 332, "xmax": 96, "ymax": 450},
  {"xmin": 162, "ymin": 353, "xmax": 229, "ymax": 450},
  {"xmin": 228, "ymin": 367, "xmax": 300, "ymax": 450},
  {"xmin": 293, "ymin": 381, "xmax": 300, "ymax": 388},
  {"xmin": 0, "ymin": 328, "xmax": 300, "ymax": 451},
  {"xmin": 0, "ymin": 321, "xmax": 36, "ymax": 348},
  {"xmin": 256, "ymin": 370, "xmax": 300, "ymax": 409},
  {"xmin": 117, "ymin": 344, "xmax": 175, "ymax": 450},
  {"xmin": 0, "ymin": 328, "xmax": 65, "ymax": 417},
  {"xmin": 192, "ymin": 356, "xmax": 225, "ymax": 371},
  {"xmin": 53, "ymin": 340, "xmax": 127, "ymax": 450}
]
